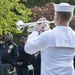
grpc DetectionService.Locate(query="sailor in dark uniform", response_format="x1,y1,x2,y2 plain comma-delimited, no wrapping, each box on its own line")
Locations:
0,33,18,75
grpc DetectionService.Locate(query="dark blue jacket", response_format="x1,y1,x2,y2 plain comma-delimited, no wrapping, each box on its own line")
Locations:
17,45,34,68
0,41,18,66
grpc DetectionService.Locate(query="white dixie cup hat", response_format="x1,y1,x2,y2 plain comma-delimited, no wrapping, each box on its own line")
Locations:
54,3,75,12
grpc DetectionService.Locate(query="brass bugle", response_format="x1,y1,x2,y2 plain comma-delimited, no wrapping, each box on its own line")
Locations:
16,20,55,32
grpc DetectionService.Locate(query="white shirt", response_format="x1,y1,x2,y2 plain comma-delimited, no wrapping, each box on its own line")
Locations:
25,26,75,75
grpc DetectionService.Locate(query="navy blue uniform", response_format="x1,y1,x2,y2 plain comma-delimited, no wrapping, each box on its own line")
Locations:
34,53,41,75
0,41,18,75
1,41,18,66
16,45,35,75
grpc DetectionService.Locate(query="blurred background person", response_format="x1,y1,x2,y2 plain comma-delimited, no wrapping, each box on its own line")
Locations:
0,33,18,75
33,51,41,75
0,35,5,75
16,36,34,75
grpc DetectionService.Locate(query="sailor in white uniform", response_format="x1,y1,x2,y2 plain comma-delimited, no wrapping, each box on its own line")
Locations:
25,3,75,75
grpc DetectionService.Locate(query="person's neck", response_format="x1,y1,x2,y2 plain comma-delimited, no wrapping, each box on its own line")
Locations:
21,42,25,46
56,21,69,27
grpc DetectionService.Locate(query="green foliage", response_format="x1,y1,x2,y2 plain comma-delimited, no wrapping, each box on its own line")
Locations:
0,0,32,45
19,0,51,7
0,0,75,45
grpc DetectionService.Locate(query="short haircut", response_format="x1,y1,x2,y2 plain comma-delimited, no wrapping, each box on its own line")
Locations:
57,12,73,22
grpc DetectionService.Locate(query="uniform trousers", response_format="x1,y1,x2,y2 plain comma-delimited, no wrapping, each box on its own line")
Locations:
16,66,34,75
1,64,17,75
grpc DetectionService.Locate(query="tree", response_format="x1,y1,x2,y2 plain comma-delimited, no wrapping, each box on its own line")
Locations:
0,0,32,44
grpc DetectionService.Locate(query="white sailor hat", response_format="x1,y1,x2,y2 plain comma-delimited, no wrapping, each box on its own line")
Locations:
54,3,75,12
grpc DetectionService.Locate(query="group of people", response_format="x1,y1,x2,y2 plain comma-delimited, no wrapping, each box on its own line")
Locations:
0,33,41,75
0,2,75,75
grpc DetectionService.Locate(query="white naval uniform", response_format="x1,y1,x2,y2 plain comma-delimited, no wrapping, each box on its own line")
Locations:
25,26,75,75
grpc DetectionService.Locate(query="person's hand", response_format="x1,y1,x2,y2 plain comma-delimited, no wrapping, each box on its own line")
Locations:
17,62,23,66
8,50,11,53
33,23,45,32
33,18,47,32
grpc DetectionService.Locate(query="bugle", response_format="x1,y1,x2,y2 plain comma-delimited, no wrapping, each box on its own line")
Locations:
16,19,55,32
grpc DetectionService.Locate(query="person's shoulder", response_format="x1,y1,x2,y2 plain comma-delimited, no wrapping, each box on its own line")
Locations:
42,29,53,37
69,27,75,35
18,45,22,48
0,42,4,46
72,30,75,38
12,42,17,47
38,30,53,41
0,42,4,44
18,45,20,47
